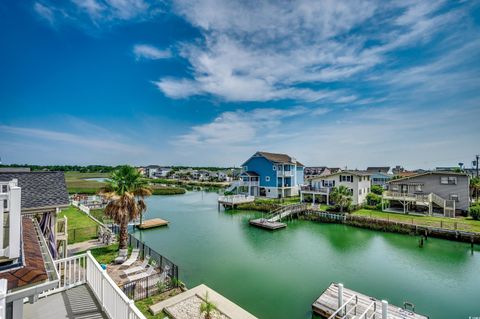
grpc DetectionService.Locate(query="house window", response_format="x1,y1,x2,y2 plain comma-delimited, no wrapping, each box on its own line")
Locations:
265,176,270,182
349,189,354,195
450,194,459,202
3,200,6,209
441,176,457,185
415,185,422,192
244,166,248,171
273,165,276,170
359,189,362,195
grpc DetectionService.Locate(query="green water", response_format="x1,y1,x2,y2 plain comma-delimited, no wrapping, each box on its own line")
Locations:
132,191,479,319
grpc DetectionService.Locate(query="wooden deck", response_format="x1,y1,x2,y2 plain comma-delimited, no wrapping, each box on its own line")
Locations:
249,219,287,230
137,218,169,229
312,283,428,319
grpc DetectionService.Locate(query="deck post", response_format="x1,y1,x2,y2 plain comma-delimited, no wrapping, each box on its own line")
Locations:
382,300,388,319
338,283,344,315
300,192,303,202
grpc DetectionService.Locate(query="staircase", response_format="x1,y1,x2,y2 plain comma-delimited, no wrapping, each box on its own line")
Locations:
430,193,456,217
226,181,241,192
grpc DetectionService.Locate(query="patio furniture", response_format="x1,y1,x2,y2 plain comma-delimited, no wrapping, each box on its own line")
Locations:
123,256,151,275
127,266,156,282
121,249,140,267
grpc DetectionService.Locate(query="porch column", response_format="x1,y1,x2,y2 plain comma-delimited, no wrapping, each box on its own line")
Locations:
300,192,303,202
313,193,316,205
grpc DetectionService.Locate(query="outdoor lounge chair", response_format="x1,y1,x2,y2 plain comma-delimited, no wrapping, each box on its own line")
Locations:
123,256,151,275
121,249,140,267
127,266,156,282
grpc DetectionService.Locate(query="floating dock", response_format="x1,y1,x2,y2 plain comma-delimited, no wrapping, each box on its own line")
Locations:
249,218,287,230
137,218,169,229
312,283,428,319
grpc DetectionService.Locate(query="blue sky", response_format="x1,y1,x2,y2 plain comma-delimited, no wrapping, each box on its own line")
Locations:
0,0,479,168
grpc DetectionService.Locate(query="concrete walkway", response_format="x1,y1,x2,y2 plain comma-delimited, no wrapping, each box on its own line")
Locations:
150,284,258,319
67,239,108,255
24,285,107,319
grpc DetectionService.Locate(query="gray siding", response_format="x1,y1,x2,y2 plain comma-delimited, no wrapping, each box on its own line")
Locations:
390,174,470,210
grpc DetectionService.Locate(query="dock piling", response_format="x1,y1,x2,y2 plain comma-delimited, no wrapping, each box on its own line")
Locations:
338,283,344,315
382,300,388,319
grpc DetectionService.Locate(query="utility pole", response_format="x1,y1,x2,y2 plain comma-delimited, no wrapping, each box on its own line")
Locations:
475,155,480,177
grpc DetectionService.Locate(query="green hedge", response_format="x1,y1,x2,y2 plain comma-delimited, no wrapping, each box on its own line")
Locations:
152,187,186,195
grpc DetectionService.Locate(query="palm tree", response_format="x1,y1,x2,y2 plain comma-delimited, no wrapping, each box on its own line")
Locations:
200,291,217,319
471,177,480,203
101,165,152,252
330,185,353,213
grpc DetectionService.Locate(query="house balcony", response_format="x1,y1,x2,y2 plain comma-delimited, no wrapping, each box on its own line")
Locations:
382,191,429,205
300,186,330,194
277,171,294,177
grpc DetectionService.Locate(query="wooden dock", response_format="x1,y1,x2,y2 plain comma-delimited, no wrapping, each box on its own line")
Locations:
312,283,428,319
249,219,287,230
137,218,169,229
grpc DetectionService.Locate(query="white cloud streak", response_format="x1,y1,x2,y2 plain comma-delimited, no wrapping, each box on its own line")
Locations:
133,44,171,60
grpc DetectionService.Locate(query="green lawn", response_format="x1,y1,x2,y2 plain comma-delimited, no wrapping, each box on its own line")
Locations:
59,206,99,243
352,209,480,233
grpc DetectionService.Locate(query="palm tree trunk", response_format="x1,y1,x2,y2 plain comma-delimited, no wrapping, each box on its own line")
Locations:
119,219,129,250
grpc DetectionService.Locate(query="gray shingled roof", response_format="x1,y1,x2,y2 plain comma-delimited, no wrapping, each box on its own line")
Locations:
0,172,69,210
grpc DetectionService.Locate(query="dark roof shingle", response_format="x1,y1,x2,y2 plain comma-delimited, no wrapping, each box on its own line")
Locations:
0,172,69,210
255,151,305,167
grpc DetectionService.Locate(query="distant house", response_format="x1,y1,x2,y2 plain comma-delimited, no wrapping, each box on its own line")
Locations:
304,167,331,179
152,167,172,178
366,167,391,187
234,151,304,198
144,165,162,178
301,170,371,206
383,171,470,216
0,171,69,318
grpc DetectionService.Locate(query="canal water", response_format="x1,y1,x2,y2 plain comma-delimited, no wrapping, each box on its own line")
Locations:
131,191,479,319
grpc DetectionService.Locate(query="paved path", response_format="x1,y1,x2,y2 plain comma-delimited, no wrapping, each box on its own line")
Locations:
68,239,108,255
24,285,107,319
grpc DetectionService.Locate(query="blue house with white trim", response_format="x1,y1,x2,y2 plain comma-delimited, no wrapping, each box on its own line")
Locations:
236,151,304,198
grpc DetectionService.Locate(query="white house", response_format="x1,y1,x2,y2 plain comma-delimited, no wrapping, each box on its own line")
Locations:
301,170,371,206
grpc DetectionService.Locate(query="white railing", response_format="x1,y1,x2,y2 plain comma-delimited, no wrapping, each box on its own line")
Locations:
86,251,146,319
42,252,146,319
218,195,255,204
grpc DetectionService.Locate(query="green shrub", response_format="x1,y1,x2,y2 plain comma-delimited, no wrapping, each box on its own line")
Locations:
371,185,384,195
470,206,480,220
366,193,381,206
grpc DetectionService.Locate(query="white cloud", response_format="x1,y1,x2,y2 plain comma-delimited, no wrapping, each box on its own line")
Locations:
153,0,465,102
173,103,480,168
34,2,55,24
133,44,171,60
0,125,144,154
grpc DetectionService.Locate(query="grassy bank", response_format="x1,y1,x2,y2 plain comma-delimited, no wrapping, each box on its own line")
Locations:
149,178,228,188
352,209,480,233
65,171,109,194
151,186,186,195
236,196,303,212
